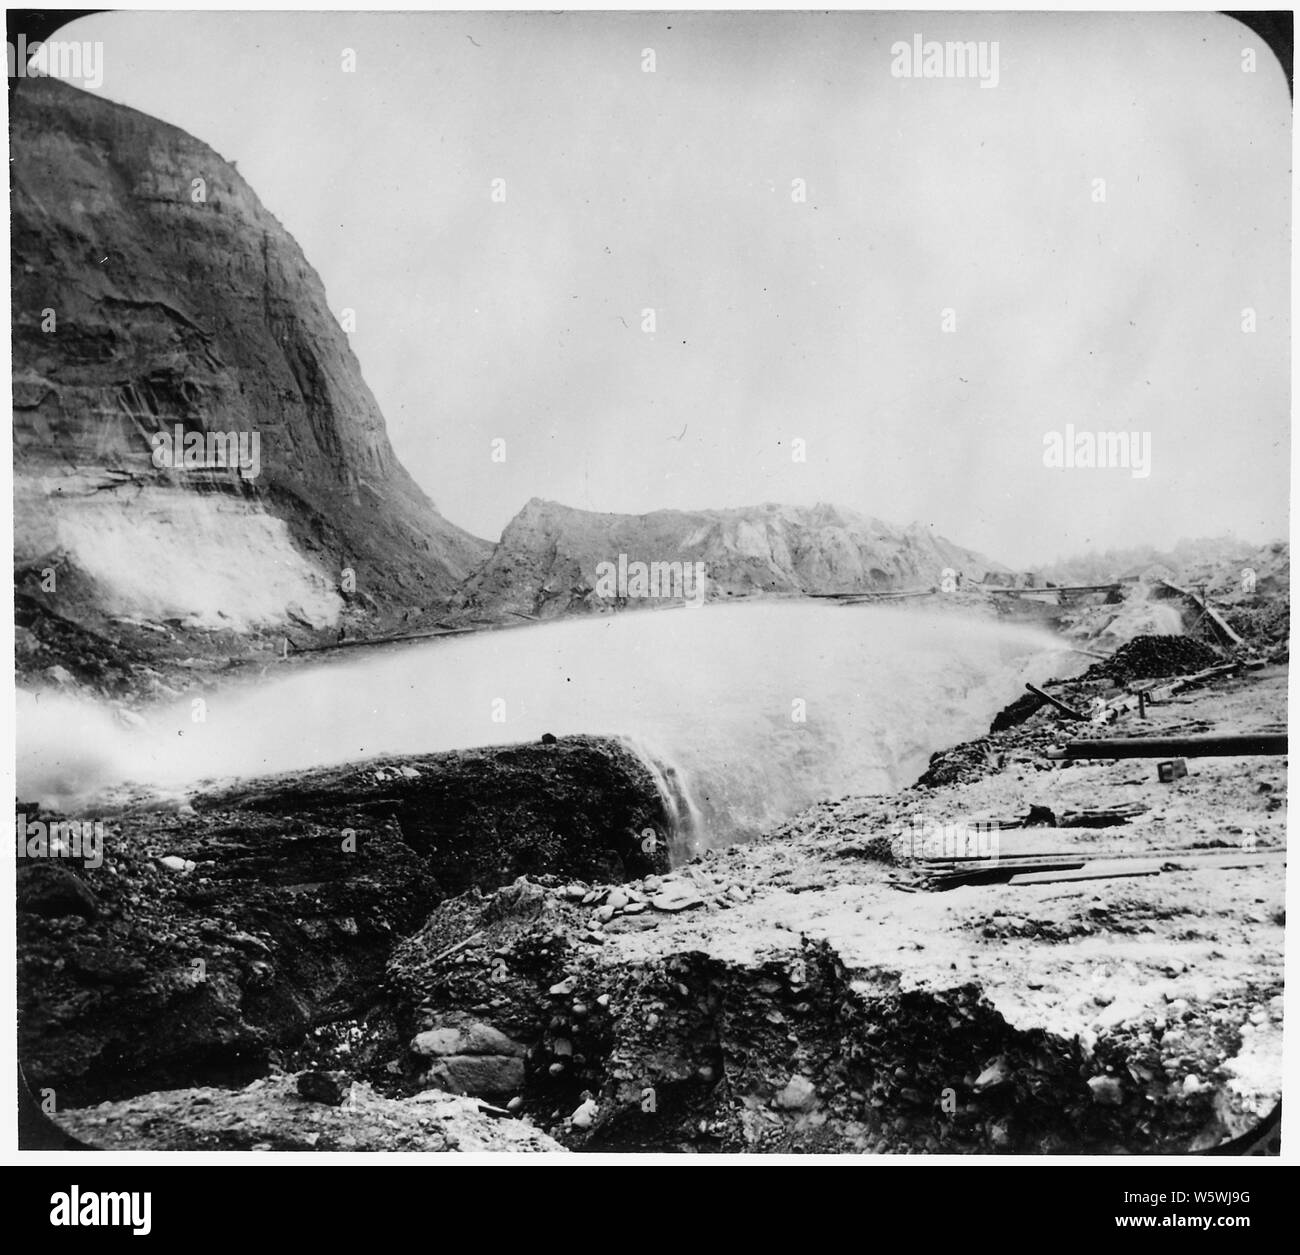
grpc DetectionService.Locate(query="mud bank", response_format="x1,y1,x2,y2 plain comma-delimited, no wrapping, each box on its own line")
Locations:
18,735,668,1107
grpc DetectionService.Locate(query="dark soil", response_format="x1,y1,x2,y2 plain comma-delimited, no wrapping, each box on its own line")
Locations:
17,736,669,1106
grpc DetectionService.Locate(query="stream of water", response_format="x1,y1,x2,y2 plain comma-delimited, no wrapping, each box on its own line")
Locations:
17,602,1078,850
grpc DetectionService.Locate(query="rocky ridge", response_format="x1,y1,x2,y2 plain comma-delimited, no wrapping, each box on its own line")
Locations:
454,498,1000,621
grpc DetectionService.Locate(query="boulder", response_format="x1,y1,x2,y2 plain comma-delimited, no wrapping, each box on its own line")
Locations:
16,864,99,921
774,1075,818,1112
424,1054,526,1097
296,1071,351,1106
411,1023,527,1059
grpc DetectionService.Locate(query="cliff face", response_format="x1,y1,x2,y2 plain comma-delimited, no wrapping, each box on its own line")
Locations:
11,78,488,665
455,498,998,620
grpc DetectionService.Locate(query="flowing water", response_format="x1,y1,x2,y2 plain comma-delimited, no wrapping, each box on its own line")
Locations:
17,602,1078,852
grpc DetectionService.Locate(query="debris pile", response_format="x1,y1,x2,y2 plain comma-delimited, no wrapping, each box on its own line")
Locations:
1224,599,1290,650
1083,635,1222,685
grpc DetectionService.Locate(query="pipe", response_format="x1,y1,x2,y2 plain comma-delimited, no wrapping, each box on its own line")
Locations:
1049,733,1287,759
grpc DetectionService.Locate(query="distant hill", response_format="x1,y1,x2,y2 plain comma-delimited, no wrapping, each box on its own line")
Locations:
453,498,1000,621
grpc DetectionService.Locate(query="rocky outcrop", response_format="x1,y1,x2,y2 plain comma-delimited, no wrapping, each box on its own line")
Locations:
454,498,999,621
11,76,489,684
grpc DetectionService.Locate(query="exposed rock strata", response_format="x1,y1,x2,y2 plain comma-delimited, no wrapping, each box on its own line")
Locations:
11,76,489,684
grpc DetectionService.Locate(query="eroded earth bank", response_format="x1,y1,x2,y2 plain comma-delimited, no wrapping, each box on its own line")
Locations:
22,641,1285,1154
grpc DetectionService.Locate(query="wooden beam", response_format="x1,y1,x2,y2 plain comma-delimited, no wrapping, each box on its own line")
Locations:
1150,662,1241,701
1025,682,1087,721
985,583,1120,595
1155,580,1245,647
1010,863,1163,885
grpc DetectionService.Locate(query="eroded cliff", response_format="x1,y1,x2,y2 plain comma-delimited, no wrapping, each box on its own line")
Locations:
11,76,489,689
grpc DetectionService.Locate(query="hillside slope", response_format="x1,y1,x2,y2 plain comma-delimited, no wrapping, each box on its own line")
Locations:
11,77,489,688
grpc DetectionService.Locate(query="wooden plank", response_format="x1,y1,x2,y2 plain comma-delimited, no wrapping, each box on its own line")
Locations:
925,861,1087,887
1158,851,1286,871
1010,863,1163,885
1010,850,1285,886
920,852,1088,864
924,848,1285,866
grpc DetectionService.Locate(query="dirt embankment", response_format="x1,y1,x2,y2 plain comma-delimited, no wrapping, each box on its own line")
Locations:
33,649,1286,1155
18,736,668,1108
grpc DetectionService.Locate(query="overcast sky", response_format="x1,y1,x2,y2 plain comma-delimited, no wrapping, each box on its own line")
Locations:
48,10,1291,567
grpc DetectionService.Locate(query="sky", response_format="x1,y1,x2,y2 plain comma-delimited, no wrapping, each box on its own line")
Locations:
36,10,1293,567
